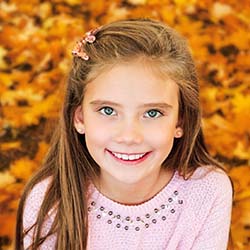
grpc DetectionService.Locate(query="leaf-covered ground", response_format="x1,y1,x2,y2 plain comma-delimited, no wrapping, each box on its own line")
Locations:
0,0,249,249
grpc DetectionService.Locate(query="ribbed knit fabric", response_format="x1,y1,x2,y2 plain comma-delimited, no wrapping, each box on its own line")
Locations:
23,166,233,250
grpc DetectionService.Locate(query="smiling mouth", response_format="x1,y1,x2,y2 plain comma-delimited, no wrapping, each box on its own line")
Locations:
107,150,151,163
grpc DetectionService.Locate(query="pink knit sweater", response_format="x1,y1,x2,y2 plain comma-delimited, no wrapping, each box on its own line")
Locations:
23,166,233,250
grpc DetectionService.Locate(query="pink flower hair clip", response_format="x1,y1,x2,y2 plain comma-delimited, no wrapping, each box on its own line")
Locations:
72,27,101,61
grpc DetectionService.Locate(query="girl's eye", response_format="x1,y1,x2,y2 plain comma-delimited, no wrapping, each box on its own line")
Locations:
144,109,163,118
99,107,116,116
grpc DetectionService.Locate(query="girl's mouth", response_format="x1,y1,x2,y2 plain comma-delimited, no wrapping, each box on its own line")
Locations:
106,149,151,165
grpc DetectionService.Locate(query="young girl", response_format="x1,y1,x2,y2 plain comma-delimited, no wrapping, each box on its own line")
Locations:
15,18,233,250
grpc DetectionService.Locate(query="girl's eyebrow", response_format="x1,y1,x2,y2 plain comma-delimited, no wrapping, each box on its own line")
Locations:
89,100,173,109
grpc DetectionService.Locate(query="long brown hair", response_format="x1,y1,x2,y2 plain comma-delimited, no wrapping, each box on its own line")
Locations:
15,18,224,250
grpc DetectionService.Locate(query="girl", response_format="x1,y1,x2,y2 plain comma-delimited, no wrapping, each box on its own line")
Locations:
15,18,233,250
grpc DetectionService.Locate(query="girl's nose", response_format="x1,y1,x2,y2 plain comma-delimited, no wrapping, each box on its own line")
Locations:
114,120,143,145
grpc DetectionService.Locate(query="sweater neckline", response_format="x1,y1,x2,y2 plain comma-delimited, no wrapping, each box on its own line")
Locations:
88,170,181,214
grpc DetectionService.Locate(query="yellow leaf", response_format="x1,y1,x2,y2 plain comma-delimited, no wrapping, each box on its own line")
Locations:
34,142,49,162
212,2,233,20
0,172,16,189
229,166,250,196
38,2,52,19
174,0,197,7
0,72,12,87
10,158,37,180
233,141,250,160
0,46,8,69
127,0,147,5
0,141,21,151
232,94,250,133
64,0,86,5
0,87,43,106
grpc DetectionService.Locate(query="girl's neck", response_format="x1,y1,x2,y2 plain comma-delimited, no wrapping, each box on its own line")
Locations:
94,168,175,206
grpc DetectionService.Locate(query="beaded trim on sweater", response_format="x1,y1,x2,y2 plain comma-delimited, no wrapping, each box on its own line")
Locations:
88,189,183,231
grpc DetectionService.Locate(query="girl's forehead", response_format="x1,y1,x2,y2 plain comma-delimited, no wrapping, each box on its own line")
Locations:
87,59,178,89
86,57,176,84
84,61,179,107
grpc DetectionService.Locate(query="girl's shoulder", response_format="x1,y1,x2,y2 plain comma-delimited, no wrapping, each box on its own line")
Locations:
177,165,232,192
23,177,53,230
188,165,232,189
22,177,57,249
24,177,52,207
179,165,233,210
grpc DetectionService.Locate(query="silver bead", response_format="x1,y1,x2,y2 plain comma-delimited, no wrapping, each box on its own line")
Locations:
168,197,173,202
161,204,165,209
107,219,112,224
135,227,140,231
174,190,178,195
91,201,96,206
152,219,157,224
154,208,159,213
145,213,150,218
108,211,113,216
116,223,121,228
125,216,130,221
124,226,129,230
171,209,175,213
100,206,105,211
178,200,183,204
145,223,149,228
162,216,166,221
97,214,101,219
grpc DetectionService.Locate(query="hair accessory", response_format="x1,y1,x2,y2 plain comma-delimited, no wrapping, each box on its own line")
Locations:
72,27,100,61
72,41,89,60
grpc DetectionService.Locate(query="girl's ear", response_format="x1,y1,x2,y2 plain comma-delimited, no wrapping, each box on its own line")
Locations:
74,105,85,134
174,127,183,138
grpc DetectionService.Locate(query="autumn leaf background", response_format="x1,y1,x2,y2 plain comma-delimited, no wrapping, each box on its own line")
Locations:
0,0,249,249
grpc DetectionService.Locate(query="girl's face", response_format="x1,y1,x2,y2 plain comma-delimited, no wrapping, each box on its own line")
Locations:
74,60,183,188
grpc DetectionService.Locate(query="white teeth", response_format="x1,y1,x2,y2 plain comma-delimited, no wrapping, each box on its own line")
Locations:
112,152,146,161
123,154,129,160
128,155,136,160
